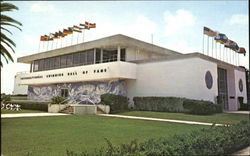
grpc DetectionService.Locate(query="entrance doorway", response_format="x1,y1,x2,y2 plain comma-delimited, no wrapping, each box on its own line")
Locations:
217,68,228,110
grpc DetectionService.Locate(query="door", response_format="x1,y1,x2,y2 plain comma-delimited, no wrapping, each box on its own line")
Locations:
217,68,228,110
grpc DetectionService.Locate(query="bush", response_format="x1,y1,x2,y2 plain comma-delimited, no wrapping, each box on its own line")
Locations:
101,94,128,113
1,94,11,104
133,96,186,113
66,120,250,156
10,100,48,111
183,99,222,115
50,96,68,104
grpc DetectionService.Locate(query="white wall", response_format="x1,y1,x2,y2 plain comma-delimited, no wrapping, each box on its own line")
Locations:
19,61,136,85
234,69,247,104
127,57,218,104
13,72,28,95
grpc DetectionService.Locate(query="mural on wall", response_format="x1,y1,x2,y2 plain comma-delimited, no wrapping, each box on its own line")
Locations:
28,80,127,104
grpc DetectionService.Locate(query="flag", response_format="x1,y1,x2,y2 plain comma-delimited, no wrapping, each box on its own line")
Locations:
84,21,96,29
203,27,217,37
74,25,84,30
80,23,85,27
214,33,228,44
58,31,67,37
40,35,46,41
237,47,246,56
52,32,60,39
63,28,73,35
224,40,239,52
71,26,82,33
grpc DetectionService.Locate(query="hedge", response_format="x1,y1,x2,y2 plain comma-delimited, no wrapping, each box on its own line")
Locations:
183,99,222,115
133,96,185,113
66,120,250,156
10,100,48,111
101,94,128,113
133,96,222,115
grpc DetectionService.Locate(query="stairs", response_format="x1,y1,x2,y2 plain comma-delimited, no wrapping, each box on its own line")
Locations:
96,106,105,114
59,106,73,114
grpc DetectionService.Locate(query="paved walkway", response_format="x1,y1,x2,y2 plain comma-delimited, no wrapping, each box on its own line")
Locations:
231,146,250,155
225,111,249,115
1,113,70,118
98,114,224,126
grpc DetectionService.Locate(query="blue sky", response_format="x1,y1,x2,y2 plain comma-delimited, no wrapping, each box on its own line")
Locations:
1,1,249,94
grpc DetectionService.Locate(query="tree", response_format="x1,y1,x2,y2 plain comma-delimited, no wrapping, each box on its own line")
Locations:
0,0,22,67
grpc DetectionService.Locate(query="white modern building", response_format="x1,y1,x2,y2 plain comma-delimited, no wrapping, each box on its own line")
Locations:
14,34,248,111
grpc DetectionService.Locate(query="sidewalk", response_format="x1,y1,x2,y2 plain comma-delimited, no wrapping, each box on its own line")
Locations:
231,146,250,155
98,114,224,126
1,113,70,118
225,111,249,115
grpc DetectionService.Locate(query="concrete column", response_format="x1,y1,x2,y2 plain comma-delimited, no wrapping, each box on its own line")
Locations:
100,48,103,63
93,48,96,64
30,62,33,73
117,45,121,61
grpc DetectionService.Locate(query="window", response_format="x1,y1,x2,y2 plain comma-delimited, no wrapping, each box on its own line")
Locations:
61,89,68,97
87,50,94,64
66,54,73,67
49,57,55,69
38,59,44,71
33,61,39,72
80,52,87,65
103,50,117,62
54,57,60,69
60,55,67,67
95,48,101,64
121,48,126,61
73,52,80,65
44,58,50,70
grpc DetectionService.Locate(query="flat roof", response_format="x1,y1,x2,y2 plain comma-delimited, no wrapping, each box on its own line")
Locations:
17,34,181,63
130,52,246,72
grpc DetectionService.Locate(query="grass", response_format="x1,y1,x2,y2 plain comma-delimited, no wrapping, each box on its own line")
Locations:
119,111,249,124
1,109,46,114
1,115,205,156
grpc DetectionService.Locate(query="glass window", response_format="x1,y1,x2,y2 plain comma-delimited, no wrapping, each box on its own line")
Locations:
80,52,87,65
38,59,44,71
103,50,117,62
87,50,94,64
61,89,68,97
66,54,73,67
60,55,67,67
44,59,50,70
95,48,101,64
121,48,126,61
54,56,60,69
33,60,39,72
49,57,55,70
73,52,80,65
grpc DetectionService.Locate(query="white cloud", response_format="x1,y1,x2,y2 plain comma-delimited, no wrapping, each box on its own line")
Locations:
30,3,55,12
229,14,248,25
164,9,196,36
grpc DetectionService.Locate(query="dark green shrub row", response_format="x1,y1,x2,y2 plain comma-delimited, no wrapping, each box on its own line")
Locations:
183,99,222,115
239,103,249,111
101,93,128,113
1,94,11,104
10,100,48,111
66,120,250,156
50,96,68,104
133,96,185,113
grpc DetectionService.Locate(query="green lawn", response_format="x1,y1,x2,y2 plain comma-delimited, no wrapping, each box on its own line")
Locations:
1,115,205,156
1,109,46,114
119,111,249,124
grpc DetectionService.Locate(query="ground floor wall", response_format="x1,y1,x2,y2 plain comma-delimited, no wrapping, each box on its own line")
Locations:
28,80,127,104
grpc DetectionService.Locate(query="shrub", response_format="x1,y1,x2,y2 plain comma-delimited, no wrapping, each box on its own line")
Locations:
10,100,48,111
1,94,11,104
66,120,250,156
133,96,185,113
101,94,128,113
50,96,68,104
183,99,222,115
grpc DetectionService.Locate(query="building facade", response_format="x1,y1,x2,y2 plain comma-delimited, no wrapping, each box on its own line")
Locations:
15,34,248,110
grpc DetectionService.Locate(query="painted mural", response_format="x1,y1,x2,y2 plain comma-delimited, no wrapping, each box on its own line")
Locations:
28,80,127,104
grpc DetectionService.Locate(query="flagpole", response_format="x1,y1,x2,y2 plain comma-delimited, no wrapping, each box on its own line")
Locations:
223,46,225,62
77,32,79,44
38,40,41,52
215,42,217,59
211,38,213,57
238,53,240,66
47,41,49,51
83,29,85,43
202,34,204,54
71,33,73,45
207,36,209,55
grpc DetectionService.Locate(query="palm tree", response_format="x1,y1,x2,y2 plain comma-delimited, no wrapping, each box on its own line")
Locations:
0,0,22,67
